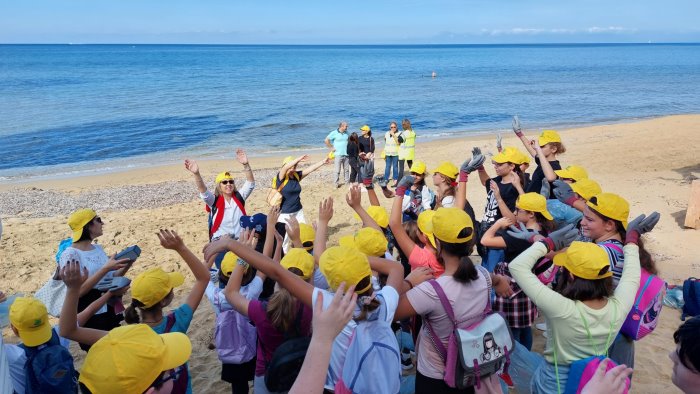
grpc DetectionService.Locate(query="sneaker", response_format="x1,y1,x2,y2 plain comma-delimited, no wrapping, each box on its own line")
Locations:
499,372,514,388
401,355,414,370
535,322,547,331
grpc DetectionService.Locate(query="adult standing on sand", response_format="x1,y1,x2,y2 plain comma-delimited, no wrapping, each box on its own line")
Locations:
184,148,255,243
383,121,400,185
325,121,350,188
397,118,416,183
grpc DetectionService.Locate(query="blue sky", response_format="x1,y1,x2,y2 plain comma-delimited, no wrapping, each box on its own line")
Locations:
1,0,698,44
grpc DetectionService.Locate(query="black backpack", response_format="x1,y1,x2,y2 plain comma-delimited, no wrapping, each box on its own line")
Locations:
262,303,310,392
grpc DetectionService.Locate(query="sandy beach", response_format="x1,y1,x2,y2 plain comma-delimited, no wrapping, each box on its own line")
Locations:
2,114,699,393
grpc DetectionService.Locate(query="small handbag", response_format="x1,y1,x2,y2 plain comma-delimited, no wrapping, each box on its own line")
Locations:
267,177,289,207
34,267,67,318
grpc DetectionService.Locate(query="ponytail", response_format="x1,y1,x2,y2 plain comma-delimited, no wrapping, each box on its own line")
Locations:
124,299,145,324
354,276,380,322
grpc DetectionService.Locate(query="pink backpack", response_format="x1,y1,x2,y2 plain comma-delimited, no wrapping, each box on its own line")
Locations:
603,243,667,340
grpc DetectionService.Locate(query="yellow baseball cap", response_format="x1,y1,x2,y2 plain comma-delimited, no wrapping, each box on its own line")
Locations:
340,227,387,257
282,156,295,166
299,223,315,250
514,149,531,165
516,193,553,220
79,324,192,394
215,171,234,184
433,162,458,179
432,207,474,244
68,208,97,242
9,297,52,347
409,160,428,175
570,178,602,201
220,252,239,277
417,210,436,248
555,165,588,181
339,234,355,248
360,125,371,132
492,146,523,164
553,242,613,280
586,193,630,229
319,246,372,293
538,130,562,146
132,268,185,308
353,205,389,228
281,248,315,280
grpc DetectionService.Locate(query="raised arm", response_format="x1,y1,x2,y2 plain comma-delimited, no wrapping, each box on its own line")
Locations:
59,261,108,345
313,197,333,264
457,148,486,210
204,238,315,307
512,116,537,157
490,180,517,222
236,148,255,183
480,218,510,248
278,155,308,180
389,176,418,256
223,263,251,317
532,142,557,182
301,157,331,179
346,185,382,231
263,206,281,258
158,230,210,313
184,159,208,194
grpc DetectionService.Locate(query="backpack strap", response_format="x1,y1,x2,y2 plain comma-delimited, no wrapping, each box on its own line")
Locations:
231,191,247,216
601,241,623,254
165,313,177,333
476,265,493,313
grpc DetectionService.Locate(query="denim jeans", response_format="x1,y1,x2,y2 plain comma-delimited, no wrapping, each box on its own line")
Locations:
511,326,533,350
384,155,399,181
509,341,570,394
334,155,349,185
397,159,413,181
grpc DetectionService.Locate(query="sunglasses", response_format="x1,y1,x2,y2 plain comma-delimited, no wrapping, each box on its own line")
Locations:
220,180,234,185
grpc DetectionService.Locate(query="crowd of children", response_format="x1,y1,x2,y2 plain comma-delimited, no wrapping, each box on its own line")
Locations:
1,119,699,394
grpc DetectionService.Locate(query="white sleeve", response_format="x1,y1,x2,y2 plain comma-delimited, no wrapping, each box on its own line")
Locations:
58,248,81,269
245,276,264,301
199,190,216,207
313,268,330,291
401,191,411,211
239,180,255,200
378,286,400,322
421,187,434,210
441,195,455,208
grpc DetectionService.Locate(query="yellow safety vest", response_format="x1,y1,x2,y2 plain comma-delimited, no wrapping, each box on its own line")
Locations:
384,131,399,156
398,129,416,160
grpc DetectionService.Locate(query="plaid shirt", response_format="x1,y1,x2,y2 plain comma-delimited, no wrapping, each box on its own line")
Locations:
493,261,538,328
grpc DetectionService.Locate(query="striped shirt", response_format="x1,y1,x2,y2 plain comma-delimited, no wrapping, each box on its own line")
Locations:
599,239,625,286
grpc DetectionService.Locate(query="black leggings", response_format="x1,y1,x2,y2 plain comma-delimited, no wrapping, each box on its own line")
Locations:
415,371,474,394
398,159,413,181
349,157,360,183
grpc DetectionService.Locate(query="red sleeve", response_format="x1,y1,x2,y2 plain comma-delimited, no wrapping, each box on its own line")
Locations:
247,300,264,325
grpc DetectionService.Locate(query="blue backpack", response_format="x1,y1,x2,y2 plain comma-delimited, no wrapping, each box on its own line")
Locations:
682,277,700,321
19,330,77,394
334,293,402,394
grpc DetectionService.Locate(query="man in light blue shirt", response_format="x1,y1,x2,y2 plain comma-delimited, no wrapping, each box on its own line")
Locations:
325,121,350,187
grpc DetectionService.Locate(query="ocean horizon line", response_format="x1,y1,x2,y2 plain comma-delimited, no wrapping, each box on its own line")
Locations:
2,42,700,47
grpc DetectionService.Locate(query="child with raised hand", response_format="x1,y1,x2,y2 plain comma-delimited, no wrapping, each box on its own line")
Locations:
511,116,566,197
121,229,210,394
505,211,659,393
393,207,513,394
58,261,192,394
481,192,556,350
345,184,397,257
204,197,419,393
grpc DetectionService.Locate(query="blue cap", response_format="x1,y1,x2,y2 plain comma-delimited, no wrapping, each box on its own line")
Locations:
240,213,267,234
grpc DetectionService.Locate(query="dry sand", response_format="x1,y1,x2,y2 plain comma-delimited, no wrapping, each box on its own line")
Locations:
2,114,699,393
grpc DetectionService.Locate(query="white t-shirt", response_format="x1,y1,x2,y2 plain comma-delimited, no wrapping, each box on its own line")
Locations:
205,273,263,316
312,285,399,390
0,335,13,394
441,195,455,208
200,181,255,240
5,327,70,394
59,245,111,315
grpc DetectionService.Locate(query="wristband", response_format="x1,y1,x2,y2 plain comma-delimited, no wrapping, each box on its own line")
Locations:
459,170,469,183
540,238,555,252
478,165,486,173
564,195,580,207
403,279,414,290
625,230,640,245
514,130,524,137
395,186,408,196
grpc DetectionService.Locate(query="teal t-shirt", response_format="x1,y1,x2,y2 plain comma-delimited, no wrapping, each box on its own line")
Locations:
326,129,349,155
151,304,194,394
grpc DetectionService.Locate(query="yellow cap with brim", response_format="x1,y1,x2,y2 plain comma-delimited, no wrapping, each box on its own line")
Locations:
514,149,531,165
409,160,428,175
360,125,371,132
9,297,52,347
319,246,372,293
299,223,315,250
570,178,602,201
68,208,97,242
281,248,315,280
516,193,554,220
553,242,613,280
433,162,458,179
432,207,474,244
282,156,295,166
492,146,523,164
220,252,239,277
215,171,234,184
131,268,185,309
340,227,387,257
586,193,630,229
79,324,192,394
555,165,588,181
353,206,389,228
538,130,562,146
417,210,436,248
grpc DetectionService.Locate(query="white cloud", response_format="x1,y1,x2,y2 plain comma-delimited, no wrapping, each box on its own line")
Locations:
479,26,636,36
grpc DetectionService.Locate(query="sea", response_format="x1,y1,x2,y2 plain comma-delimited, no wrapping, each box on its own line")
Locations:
1,43,699,181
